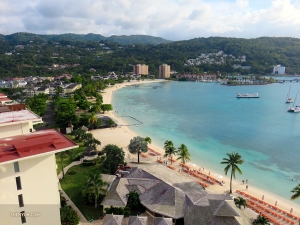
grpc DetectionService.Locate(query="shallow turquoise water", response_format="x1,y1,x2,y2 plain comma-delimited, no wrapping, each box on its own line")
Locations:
112,80,300,203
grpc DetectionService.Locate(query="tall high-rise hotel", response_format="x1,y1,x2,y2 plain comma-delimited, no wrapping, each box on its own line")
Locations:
133,64,148,75
159,64,170,78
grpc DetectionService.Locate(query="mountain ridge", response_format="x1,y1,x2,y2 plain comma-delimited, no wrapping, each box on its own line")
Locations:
1,32,172,45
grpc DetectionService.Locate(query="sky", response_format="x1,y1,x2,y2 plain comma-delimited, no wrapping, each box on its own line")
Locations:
0,0,300,41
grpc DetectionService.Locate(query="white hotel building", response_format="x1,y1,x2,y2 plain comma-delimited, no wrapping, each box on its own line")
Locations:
0,108,78,225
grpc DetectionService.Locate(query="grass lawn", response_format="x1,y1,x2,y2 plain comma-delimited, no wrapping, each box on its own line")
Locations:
60,164,104,221
56,136,85,175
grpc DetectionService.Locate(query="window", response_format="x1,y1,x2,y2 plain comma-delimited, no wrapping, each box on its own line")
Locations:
16,177,22,190
29,129,32,132
14,162,20,173
18,194,24,207
20,211,26,224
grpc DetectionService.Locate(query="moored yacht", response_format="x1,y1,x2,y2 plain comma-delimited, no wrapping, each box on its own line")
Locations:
286,86,293,103
288,89,300,112
237,93,259,98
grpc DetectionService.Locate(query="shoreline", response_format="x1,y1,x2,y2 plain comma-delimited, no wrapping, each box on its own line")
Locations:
91,79,300,217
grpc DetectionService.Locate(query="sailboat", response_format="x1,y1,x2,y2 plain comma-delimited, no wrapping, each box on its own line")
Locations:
286,86,293,103
287,90,300,112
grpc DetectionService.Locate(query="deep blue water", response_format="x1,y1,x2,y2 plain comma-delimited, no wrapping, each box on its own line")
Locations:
112,80,300,203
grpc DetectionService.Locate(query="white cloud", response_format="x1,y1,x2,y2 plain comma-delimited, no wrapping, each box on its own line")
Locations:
0,0,300,40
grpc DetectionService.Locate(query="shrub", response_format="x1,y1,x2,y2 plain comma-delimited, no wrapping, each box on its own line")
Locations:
60,206,80,225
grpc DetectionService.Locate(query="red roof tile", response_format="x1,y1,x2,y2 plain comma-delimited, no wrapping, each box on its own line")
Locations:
0,93,7,97
0,129,78,164
0,97,11,101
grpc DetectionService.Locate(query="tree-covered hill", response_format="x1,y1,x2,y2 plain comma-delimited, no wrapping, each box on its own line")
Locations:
1,35,300,78
2,32,171,45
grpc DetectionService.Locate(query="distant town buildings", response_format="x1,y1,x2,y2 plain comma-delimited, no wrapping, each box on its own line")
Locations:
273,65,285,74
185,51,248,68
176,73,217,81
133,64,149,75
159,64,170,78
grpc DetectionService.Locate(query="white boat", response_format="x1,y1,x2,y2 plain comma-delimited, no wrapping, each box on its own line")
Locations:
237,93,259,98
286,86,293,103
288,90,300,112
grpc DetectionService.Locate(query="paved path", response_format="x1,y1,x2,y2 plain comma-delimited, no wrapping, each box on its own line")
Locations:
58,161,89,224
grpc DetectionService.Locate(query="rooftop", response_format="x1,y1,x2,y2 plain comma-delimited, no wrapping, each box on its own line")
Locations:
0,109,41,125
0,97,11,101
0,129,78,165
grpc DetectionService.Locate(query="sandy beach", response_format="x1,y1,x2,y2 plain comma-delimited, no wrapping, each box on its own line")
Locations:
90,79,300,219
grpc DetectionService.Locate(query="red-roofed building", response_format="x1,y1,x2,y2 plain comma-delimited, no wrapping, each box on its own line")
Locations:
0,109,43,138
0,129,78,225
0,92,13,105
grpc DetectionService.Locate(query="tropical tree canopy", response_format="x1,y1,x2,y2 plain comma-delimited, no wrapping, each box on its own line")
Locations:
100,144,125,174
220,151,244,194
176,144,191,164
126,191,143,210
144,136,152,144
234,197,247,209
252,215,270,225
291,183,300,200
128,136,148,163
101,104,113,113
163,140,176,165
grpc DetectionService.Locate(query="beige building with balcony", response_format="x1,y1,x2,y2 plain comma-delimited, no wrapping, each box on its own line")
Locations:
0,129,78,225
134,64,148,75
159,64,170,78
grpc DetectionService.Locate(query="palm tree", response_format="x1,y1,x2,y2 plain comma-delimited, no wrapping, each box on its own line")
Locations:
290,184,300,200
252,215,270,225
55,86,63,96
144,136,152,144
83,173,108,208
88,113,98,130
176,144,191,164
220,152,244,194
57,150,73,179
163,140,176,165
234,197,247,209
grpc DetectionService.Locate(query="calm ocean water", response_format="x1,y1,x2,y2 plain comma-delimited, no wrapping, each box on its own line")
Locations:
112,79,300,203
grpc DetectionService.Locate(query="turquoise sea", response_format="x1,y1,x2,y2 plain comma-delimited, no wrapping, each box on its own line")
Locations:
112,79,300,204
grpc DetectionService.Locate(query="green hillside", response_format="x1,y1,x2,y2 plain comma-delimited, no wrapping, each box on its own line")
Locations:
2,32,171,45
1,34,300,78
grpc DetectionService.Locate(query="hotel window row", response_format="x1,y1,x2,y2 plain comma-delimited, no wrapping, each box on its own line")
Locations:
14,162,26,223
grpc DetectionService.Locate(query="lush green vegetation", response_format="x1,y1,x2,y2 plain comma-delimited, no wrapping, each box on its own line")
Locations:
25,93,48,116
100,144,125,174
1,32,171,45
55,139,86,175
1,34,300,78
60,164,103,221
60,205,80,225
